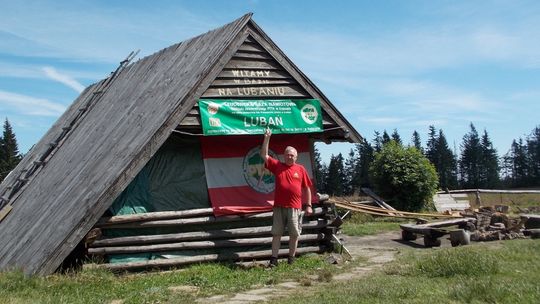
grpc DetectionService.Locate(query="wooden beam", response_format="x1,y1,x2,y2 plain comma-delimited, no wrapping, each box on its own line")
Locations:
90,219,329,247
97,208,213,225
87,245,326,272
97,207,327,229
88,233,324,255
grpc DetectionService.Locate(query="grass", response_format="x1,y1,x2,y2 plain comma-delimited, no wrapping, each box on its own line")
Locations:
0,254,355,304
340,212,405,236
268,239,540,304
471,192,540,213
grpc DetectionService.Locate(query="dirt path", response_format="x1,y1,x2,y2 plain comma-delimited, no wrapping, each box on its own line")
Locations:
195,231,428,304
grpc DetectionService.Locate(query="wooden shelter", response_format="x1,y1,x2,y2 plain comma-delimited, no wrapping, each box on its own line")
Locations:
0,13,361,275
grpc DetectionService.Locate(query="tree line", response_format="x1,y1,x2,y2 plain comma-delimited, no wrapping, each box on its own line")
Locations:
0,119,22,182
315,123,540,196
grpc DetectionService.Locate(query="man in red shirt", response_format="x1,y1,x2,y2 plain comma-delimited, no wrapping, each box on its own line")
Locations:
260,128,313,266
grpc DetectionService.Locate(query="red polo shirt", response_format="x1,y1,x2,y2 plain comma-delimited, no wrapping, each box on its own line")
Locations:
265,156,312,209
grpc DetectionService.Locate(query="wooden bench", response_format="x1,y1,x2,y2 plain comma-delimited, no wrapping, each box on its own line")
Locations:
400,218,477,247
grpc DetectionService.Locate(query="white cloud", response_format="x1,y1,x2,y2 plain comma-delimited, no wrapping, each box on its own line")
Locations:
0,90,66,116
273,11,540,77
42,66,85,93
0,62,105,81
0,2,213,63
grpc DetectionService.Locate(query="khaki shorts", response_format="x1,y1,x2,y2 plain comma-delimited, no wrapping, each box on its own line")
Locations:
271,207,304,237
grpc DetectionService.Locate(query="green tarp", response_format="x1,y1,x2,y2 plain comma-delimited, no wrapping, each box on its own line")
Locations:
109,136,209,215
105,136,210,262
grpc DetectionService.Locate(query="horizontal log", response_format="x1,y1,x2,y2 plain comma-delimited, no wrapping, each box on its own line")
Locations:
438,189,540,194
98,208,213,225
90,219,329,247
87,246,327,272
97,207,327,229
89,233,325,255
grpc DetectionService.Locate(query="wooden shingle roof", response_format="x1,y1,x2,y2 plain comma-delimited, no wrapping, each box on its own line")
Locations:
0,13,361,275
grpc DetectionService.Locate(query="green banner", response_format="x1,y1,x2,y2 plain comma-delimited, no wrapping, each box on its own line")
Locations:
198,99,323,136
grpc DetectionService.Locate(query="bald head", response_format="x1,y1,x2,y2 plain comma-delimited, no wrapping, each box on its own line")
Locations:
283,146,298,166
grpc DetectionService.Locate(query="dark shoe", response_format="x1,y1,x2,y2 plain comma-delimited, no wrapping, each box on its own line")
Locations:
287,256,296,265
269,256,278,267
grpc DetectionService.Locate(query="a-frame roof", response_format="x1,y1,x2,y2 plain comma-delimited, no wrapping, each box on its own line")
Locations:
0,13,361,275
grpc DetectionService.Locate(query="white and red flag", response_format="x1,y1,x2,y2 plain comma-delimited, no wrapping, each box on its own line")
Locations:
200,134,317,216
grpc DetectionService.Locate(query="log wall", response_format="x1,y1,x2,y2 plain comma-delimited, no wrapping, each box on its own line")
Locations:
86,203,337,272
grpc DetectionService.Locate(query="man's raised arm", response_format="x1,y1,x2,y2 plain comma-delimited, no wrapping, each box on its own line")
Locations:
260,127,272,161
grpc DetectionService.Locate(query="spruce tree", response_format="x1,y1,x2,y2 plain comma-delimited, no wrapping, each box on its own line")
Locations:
312,147,326,194
391,129,402,145
355,139,374,188
436,130,458,190
0,135,5,179
459,123,482,188
480,129,500,188
343,149,356,195
425,125,437,164
0,119,22,181
324,153,345,196
411,130,423,153
526,126,540,185
373,131,383,152
382,130,391,145
508,138,529,187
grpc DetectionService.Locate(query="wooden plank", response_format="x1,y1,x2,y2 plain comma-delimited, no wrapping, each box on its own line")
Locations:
237,42,266,53
331,200,458,219
244,36,256,43
439,189,540,194
224,59,282,70
233,51,274,60
179,116,201,126
201,85,309,98
210,78,297,87
0,204,13,222
361,188,397,211
217,69,291,79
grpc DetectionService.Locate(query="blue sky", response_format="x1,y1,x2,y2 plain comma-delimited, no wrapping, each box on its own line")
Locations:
1,0,539,164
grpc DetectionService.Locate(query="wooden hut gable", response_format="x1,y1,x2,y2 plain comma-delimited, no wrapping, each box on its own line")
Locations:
180,24,361,143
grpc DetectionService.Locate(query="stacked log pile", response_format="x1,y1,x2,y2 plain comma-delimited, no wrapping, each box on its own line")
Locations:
85,203,337,271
